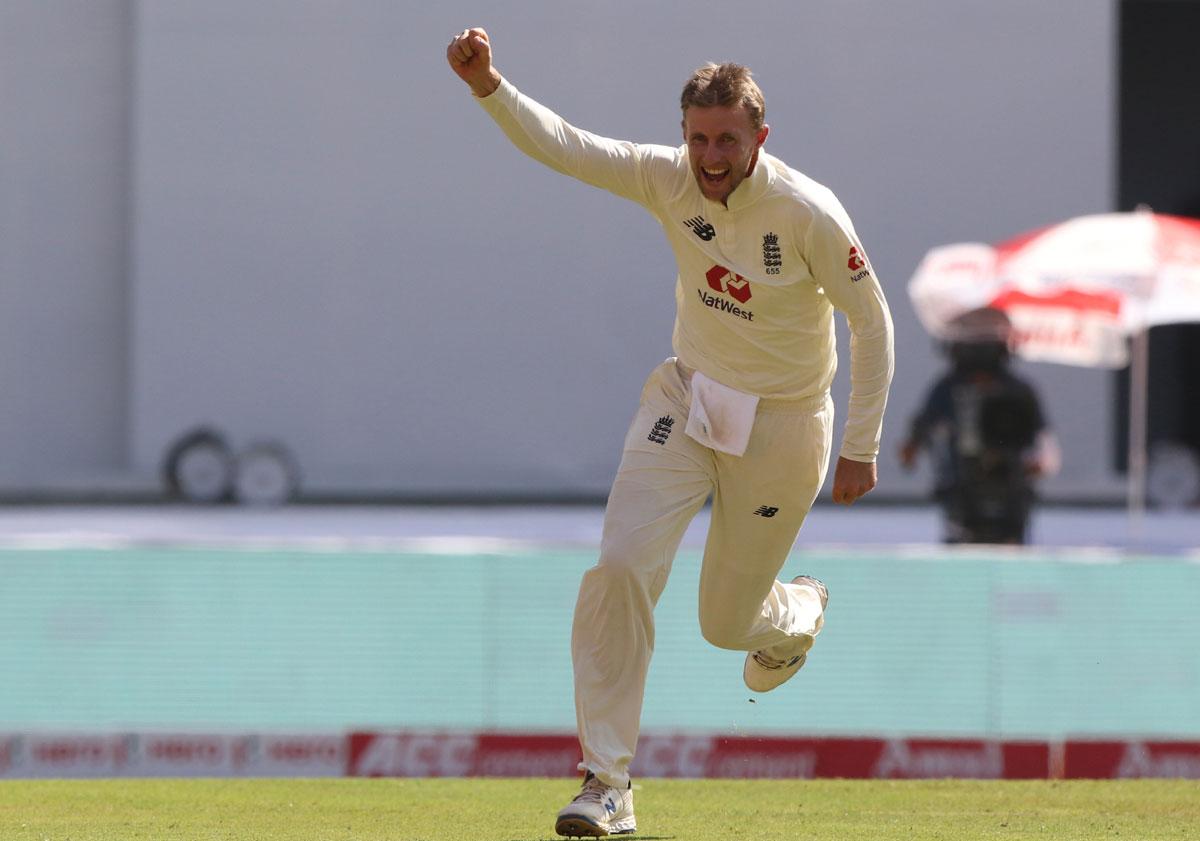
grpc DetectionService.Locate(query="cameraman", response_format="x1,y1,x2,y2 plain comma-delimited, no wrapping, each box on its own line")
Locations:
900,308,1060,544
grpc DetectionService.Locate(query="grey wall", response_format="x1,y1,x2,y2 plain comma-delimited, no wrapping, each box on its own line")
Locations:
4,1,1120,500
0,1,132,489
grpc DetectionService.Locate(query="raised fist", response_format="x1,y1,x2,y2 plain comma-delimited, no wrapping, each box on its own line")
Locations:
447,27,500,98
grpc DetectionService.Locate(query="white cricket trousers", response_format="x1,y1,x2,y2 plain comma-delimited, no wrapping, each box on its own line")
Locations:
574,358,833,787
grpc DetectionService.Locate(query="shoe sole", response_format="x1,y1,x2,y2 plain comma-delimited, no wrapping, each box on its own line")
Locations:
555,815,637,837
744,645,810,692
744,577,826,692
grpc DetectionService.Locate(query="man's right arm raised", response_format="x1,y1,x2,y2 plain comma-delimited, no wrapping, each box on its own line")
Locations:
446,27,655,205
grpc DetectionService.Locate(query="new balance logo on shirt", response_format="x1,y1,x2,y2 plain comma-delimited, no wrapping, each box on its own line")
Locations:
684,216,716,241
754,506,780,518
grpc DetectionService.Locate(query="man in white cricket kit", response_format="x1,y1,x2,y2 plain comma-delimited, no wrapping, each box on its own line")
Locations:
448,28,894,838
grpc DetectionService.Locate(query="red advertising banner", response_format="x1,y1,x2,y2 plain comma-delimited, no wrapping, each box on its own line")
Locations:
345,732,582,777
474,733,582,777
1063,740,1200,779
633,735,1050,780
5,731,1199,780
346,732,1052,780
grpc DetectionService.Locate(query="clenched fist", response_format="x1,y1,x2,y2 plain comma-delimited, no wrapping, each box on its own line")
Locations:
831,456,877,505
447,27,501,98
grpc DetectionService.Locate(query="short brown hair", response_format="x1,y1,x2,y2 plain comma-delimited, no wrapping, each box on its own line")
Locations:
680,62,765,130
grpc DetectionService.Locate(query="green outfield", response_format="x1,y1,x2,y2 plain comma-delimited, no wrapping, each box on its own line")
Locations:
1,777,1198,841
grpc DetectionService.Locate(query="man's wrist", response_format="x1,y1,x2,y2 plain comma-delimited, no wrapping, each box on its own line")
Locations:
470,70,502,98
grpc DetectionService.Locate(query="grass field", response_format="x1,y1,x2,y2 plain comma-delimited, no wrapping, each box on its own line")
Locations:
2,777,1198,840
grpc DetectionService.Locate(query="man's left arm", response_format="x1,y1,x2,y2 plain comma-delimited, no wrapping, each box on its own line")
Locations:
804,200,895,505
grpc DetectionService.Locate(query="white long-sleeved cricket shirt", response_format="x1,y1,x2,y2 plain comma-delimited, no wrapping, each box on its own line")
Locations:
477,77,894,462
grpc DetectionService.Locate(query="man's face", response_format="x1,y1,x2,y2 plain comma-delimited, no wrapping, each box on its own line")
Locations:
683,104,769,205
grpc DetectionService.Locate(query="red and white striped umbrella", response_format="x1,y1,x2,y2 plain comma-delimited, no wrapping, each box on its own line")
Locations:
908,210,1200,368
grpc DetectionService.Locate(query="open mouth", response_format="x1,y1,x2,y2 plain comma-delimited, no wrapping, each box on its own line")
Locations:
701,166,729,185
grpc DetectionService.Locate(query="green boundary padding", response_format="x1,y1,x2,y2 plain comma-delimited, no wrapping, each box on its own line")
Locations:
2,546,1197,738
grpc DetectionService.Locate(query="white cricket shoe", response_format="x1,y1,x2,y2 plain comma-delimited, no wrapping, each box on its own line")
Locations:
554,771,637,837
743,575,829,693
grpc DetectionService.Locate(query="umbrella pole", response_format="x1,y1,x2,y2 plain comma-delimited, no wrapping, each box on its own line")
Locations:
1128,326,1150,534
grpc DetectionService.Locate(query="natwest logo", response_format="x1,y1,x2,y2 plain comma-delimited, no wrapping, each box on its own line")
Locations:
848,247,870,282
706,265,751,303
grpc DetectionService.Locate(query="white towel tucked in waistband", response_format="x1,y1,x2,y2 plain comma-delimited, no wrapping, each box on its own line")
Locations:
685,371,759,457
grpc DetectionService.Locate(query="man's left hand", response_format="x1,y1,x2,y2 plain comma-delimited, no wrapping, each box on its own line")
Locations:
831,456,876,505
